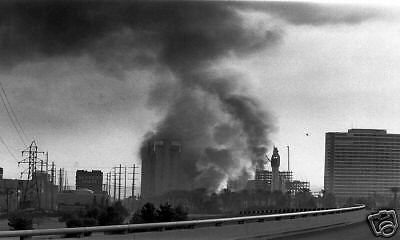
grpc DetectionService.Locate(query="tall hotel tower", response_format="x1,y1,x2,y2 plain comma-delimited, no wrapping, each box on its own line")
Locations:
325,129,400,199
141,140,182,198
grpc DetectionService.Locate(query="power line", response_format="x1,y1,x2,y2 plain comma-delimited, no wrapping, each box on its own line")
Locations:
0,82,26,146
0,134,18,162
0,81,28,142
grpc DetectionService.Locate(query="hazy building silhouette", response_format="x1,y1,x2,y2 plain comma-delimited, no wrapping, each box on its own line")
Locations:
141,140,182,198
254,169,292,186
248,146,310,195
288,180,311,194
76,170,103,193
251,169,309,195
271,147,281,192
325,129,400,199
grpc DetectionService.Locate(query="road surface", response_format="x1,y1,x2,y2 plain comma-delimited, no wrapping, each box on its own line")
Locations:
35,221,397,240
273,221,399,240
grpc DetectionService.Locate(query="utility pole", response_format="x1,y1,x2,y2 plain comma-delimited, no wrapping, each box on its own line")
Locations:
287,145,290,172
50,162,54,184
118,164,122,201
113,167,116,201
108,173,110,193
52,163,56,184
59,168,63,192
130,164,139,199
44,153,48,210
108,172,111,196
51,162,55,210
105,172,108,195
64,169,68,191
46,153,49,176
105,172,111,194
124,166,127,199
105,173,108,194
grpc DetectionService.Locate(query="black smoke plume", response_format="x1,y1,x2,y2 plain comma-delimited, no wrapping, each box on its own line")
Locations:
0,1,378,192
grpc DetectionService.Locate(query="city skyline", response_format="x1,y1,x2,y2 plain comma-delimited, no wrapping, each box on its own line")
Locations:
0,1,399,191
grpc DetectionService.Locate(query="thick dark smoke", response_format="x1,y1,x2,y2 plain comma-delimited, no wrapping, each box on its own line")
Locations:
0,1,379,192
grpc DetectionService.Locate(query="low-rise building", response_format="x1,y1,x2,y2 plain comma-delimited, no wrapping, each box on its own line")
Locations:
76,170,103,193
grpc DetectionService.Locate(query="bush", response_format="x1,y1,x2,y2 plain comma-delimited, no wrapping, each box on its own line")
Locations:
58,212,75,222
98,206,124,226
63,201,128,236
130,202,188,224
65,218,83,238
82,217,97,227
8,213,33,230
113,201,129,219
65,217,97,237
66,218,82,228
173,205,188,221
82,218,96,236
157,203,175,222
130,211,144,224
140,202,158,223
97,202,128,234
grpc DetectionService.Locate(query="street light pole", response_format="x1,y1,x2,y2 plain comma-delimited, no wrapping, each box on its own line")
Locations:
287,145,290,172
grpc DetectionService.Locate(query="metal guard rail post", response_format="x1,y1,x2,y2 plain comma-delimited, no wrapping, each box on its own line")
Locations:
0,205,365,239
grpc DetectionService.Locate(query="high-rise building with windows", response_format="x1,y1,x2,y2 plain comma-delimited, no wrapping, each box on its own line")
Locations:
324,129,400,199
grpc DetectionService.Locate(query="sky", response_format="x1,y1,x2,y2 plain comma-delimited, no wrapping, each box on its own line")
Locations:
0,1,399,192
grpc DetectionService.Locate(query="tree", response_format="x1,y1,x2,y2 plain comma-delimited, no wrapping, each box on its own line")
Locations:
321,190,336,208
157,203,175,222
140,202,158,223
130,202,188,224
98,206,124,226
173,205,188,221
294,188,316,209
113,201,129,219
65,218,83,238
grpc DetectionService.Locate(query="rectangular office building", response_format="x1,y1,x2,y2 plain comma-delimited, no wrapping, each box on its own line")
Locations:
76,170,103,193
325,129,400,199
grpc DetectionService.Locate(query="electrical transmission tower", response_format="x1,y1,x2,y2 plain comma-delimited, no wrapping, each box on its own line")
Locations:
18,140,45,209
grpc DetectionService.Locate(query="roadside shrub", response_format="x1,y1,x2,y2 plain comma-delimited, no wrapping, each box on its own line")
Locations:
65,217,83,238
66,218,83,228
63,201,128,235
58,212,75,222
130,202,188,224
8,212,33,230
82,218,96,236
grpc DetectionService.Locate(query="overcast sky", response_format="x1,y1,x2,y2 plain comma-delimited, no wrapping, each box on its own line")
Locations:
0,1,399,191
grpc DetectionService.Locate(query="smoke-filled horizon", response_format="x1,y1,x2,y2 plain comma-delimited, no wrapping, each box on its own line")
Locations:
0,1,388,190
134,2,280,191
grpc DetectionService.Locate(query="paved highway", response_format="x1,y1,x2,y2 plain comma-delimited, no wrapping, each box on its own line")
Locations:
44,222,397,240
274,221,400,240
